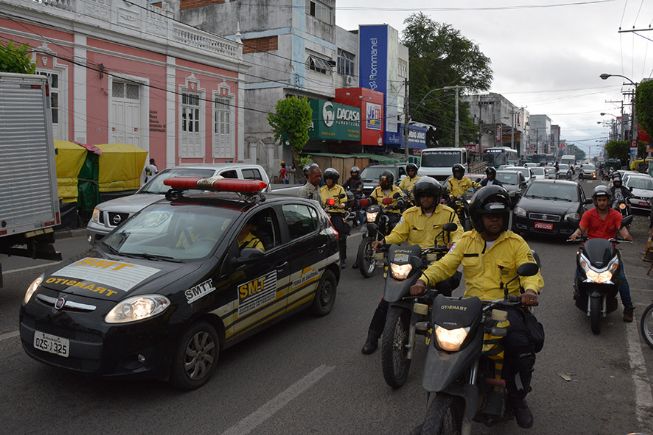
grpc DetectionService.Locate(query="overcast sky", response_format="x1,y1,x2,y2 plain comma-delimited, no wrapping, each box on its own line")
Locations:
336,0,652,157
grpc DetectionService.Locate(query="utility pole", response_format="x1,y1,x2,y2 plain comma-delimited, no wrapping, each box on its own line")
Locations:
605,99,624,140
454,86,459,148
403,78,410,162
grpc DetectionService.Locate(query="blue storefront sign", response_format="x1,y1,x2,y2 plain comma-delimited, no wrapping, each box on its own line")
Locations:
359,25,388,95
386,123,428,149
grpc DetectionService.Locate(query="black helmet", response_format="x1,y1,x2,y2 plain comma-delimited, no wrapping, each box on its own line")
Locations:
323,167,340,182
379,171,394,188
485,167,497,176
350,166,360,175
592,185,611,204
413,177,442,204
406,163,418,173
468,185,511,232
452,164,465,179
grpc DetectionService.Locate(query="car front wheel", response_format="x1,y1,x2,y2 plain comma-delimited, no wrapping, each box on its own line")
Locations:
170,321,220,390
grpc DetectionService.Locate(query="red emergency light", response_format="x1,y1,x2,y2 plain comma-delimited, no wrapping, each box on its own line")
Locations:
164,177,268,193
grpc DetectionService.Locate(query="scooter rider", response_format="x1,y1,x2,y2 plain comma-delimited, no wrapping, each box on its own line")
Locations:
445,163,481,198
409,185,544,429
369,171,406,227
343,166,363,193
320,168,350,269
481,166,503,187
398,163,421,193
609,174,632,204
361,178,464,355
568,185,635,321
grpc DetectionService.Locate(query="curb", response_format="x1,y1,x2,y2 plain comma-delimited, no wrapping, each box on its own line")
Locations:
55,228,87,240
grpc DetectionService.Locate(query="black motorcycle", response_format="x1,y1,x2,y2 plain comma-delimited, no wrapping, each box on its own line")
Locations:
415,262,540,434
613,198,631,220
446,195,472,231
356,194,405,278
567,215,632,334
379,223,460,388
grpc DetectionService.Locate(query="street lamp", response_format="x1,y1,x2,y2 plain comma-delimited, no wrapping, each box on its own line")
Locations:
411,85,462,148
600,73,638,159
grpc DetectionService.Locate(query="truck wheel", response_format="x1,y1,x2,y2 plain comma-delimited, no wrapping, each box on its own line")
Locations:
170,321,220,390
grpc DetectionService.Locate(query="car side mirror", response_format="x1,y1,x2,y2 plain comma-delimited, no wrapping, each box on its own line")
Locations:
517,262,539,277
442,223,458,232
583,198,593,205
232,248,264,266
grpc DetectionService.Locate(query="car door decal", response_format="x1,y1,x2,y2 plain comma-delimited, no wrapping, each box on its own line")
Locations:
237,270,278,316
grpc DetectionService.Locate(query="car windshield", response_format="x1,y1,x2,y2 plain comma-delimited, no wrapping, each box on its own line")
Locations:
507,167,529,178
558,164,569,170
421,151,463,167
361,167,396,180
140,168,216,194
496,171,519,185
524,182,578,202
628,177,653,190
102,203,238,260
531,167,545,175
582,164,595,170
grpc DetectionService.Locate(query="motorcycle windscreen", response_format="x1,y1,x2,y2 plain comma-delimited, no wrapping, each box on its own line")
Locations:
582,238,614,268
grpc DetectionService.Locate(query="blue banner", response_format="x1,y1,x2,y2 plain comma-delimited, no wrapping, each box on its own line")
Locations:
386,124,428,149
359,25,388,96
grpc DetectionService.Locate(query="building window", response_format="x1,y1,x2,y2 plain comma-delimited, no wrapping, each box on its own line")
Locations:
213,96,233,158
306,54,331,75
306,0,333,24
242,36,278,54
398,59,408,78
181,91,203,157
37,71,61,130
337,49,355,76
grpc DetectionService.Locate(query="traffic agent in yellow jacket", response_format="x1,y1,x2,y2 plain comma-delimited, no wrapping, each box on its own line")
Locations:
445,176,481,198
369,185,405,214
320,184,347,214
385,204,463,249
398,175,421,193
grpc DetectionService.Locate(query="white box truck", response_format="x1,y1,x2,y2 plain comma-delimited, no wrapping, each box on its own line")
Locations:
0,73,61,286
417,147,468,181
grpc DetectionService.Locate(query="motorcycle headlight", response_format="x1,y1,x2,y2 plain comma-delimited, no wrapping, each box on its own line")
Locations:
564,212,580,221
105,295,170,324
91,208,101,223
435,326,470,352
619,203,626,210
585,270,613,283
366,211,379,223
24,274,44,304
390,263,412,280
514,206,527,217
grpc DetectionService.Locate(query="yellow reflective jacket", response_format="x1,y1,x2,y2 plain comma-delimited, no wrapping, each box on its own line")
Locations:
239,232,264,252
419,230,543,300
385,205,463,249
319,184,347,214
445,177,480,198
399,175,421,193
370,185,405,214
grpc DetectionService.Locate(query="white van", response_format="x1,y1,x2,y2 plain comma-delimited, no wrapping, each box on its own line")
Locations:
417,147,468,181
87,164,270,243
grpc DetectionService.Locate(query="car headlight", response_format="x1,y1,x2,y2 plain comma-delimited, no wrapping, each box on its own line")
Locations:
24,274,44,304
366,211,378,223
564,212,580,221
435,326,470,352
390,263,412,280
105,295,170,324
514,206,527,217
91,208,101,223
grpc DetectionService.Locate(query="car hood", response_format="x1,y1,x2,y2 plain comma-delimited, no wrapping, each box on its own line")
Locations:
631,188,653,198
96,193,165,214
40,250,202,302
516,196,579,215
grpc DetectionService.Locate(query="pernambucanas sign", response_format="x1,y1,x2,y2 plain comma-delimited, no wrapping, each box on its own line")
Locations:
309,98,361,141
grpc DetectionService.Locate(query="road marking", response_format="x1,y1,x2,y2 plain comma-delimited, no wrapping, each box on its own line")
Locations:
3,262,61,275
625,317,653,430
221,364,335,435
0,330,19,342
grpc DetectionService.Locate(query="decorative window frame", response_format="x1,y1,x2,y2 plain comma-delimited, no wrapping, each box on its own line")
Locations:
107,73,150,154
178,73,205,158
33,44,69,140
212,82,235,159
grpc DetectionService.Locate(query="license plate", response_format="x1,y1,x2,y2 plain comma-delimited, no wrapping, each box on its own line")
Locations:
33,331,69,358
534,221,553,231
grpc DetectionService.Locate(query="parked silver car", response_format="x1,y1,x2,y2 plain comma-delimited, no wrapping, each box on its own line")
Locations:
87,164,270,243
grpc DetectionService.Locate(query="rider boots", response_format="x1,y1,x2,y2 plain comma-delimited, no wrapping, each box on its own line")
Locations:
361,331,379,355
623,306,634,322
510,397,534,429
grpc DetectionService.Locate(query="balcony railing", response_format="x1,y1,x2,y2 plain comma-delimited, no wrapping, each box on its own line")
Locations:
4,0,242,62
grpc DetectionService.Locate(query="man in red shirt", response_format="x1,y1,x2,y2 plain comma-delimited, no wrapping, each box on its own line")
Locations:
569,185,634,321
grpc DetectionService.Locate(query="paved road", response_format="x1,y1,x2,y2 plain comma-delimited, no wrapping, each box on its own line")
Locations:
1,181,652,434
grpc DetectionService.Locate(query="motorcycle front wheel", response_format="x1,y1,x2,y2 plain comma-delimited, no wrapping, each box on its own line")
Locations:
590,297,602,335
420,393,464,435
640,303,653,349
357,238,376,278
381,307,412,388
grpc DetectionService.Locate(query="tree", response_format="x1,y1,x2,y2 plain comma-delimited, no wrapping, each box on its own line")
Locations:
401,13,493,146
267,96,312,170
0,41,36,74
565,144,586,161
636,79,653,137
605,140,629,164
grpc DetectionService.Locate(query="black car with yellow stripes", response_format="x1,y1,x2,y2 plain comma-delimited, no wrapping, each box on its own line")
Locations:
20,178,341,389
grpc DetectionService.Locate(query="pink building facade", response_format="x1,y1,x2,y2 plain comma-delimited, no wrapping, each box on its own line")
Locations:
0,0,246,169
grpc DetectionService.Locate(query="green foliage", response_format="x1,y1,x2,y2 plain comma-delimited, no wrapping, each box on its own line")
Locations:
0,41,36,74
604,140,629,163
636,79,653,136
401,13,493,146
267,97,312,153
565,144,586,161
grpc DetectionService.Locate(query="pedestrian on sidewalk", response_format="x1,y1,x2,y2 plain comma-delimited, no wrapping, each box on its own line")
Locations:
279,161,289,184
144,158,158,183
